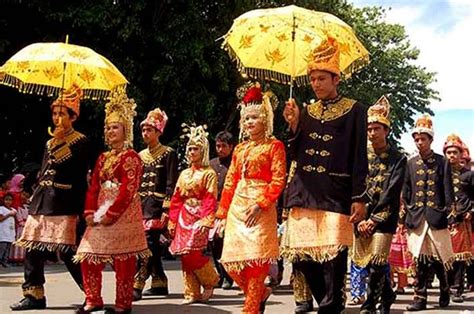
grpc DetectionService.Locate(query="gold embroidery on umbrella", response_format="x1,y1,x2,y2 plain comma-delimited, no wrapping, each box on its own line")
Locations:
265,48,285,65
43,66,62,80
79,68,96,83
239,34,255,49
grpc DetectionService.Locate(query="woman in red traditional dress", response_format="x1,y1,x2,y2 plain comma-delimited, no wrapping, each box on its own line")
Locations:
389,203,413,293
168,124,219,305
215,82,286,314
9,191,30,264
74,92,149,314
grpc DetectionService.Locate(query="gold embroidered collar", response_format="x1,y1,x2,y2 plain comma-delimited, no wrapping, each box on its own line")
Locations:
307,97,356,121
139,144,170,165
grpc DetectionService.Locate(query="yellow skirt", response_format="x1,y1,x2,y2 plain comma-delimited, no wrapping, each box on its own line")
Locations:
281,207,353,263
220,179,279,272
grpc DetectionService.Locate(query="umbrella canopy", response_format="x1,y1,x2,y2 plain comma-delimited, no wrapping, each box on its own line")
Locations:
0,42,128,99
222,5,369,86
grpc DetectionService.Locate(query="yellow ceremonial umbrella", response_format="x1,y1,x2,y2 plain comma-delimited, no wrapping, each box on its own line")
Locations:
222,5,369,96
0,37,128,100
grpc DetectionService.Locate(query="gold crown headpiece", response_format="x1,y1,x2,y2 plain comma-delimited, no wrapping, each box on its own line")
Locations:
236,81,278,140
104,90,137,148
307,36,340,75
412,114,434,138
368,95,391,128
443,133,464,154
141,107,168,133
51,83,83,116
180,123,210,166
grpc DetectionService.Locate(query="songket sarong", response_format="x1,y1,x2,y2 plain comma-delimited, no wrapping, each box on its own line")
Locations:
450,220,473,262
408,220,455,269
280,207,353,263
352,233,393,267
220,179,279,272
16,215,78,252
389,225,413,273
169,199,209,256
75,182,149,264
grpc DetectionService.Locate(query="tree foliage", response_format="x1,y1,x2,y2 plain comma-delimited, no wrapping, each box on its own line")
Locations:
0,0,438,175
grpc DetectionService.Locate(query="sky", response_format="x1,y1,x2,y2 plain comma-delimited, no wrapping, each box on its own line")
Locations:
351,0,474,155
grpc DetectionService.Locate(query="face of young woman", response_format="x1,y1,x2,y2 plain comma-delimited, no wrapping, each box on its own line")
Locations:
187,145,203,164
243,109,265,139
106,122,126,146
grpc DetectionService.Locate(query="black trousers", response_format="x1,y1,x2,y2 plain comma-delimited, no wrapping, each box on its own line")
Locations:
468,261,474,286
361,263,394,311
134,229,167,289
22,248,82,298
294,248,348,314
209,236,233,285
448,260,466,296
414,258,449,301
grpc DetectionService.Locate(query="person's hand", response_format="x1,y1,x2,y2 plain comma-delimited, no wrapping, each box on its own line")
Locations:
168,223,176,238
465,212,472,221
358,219,376,237
100,215,114,226
85,215,96,227
160,212,169,228
349,202,366,223
283,98,300,132
244,204,261,228
10,209,17,216
215,218,226,236
52,125,66,140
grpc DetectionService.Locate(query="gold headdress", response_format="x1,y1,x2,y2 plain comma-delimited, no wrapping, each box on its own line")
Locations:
104,90,137,148
51,83,83,116
140,107,168,133
443,134,464,154
307,36,340,75
236,81,278,140
181,123,210,166
368,95,391,128
412,114,434,138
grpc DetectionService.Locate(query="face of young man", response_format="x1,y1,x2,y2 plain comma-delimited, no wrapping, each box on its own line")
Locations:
367,123,389,147
413,133,433,155
215,140,233,159
309,70,340,100
445,147,462,166
141,125,160,147
52,106,75,131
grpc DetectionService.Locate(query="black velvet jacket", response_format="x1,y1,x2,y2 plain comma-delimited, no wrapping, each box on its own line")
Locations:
451,166,472,224
364,145,407,234
284,96,369,215
402,152,454,230
29,130,89,216
138,145,178,219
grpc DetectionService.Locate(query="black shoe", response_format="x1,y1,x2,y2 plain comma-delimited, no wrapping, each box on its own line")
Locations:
259,288,272,313
377,290,396,314
132,289,142,301
294,301,314,313
439,290,450,308
142,287,168,296
75,305,104,313
406,299,427,311
10,296,47,311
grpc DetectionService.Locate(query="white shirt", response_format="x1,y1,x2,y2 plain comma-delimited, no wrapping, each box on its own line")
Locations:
0,206,16,242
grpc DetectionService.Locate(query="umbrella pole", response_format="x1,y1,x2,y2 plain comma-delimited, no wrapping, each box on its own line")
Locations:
290,14,296,100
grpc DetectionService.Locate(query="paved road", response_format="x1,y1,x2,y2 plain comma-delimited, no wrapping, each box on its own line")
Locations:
1,260,473,313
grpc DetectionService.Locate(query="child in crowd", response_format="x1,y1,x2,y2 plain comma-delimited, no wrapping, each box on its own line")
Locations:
0,193,17,267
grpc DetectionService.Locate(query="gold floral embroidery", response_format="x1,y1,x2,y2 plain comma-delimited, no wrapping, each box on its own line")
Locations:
307,97,356,121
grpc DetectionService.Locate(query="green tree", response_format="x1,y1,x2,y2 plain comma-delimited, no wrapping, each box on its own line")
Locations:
0,0,437,175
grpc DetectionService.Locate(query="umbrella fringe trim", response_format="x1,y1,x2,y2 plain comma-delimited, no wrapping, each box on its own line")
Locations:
0,73,126,100
224,43,369,84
